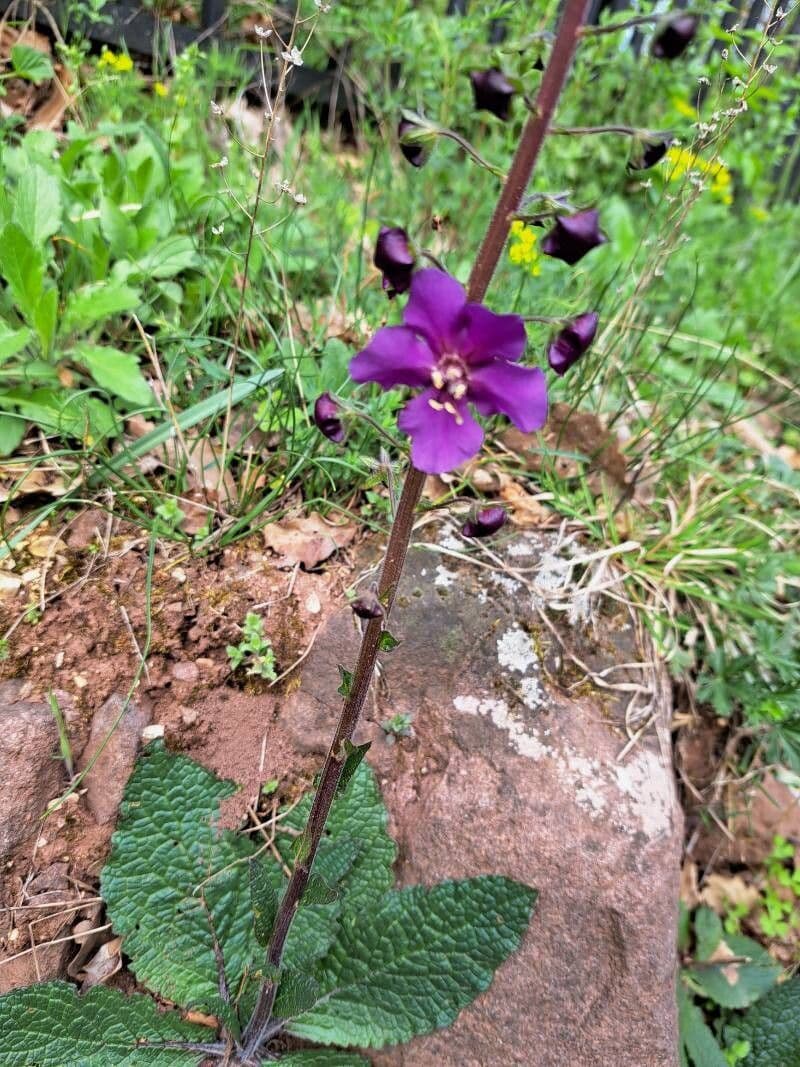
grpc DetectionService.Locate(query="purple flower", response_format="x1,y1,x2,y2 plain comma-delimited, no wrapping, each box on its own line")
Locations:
398,118,429,168
469,68,515,121
547,313,599,376
541,210,607,265
652,15,698,60
461,506,507,539
313,392,344,442
375,227,415,298
351,590,384,619
628,138,670,172
350,269,547,475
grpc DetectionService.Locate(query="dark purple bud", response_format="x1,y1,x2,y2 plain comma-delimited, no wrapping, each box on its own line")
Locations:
628,138,670,172
374,226,415,298
652,15,698,60
313,392,344,443
351,590,384,619
547,313,599,376
461,506,507,539
469,68,515,121
541,210,607,266
398,118,429,168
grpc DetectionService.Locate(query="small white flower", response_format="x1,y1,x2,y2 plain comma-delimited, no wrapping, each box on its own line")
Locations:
315,0,331,10
255,25,272,38
721,48,729,60
274,179,292,195
698,75,710,85
282,47,303,67
763,62,777,74
211,156,228,169
211,223,225,235
293,192,307,204
210,100,224,115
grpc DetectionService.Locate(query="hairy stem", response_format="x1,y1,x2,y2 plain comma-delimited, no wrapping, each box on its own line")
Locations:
240,0,590,1057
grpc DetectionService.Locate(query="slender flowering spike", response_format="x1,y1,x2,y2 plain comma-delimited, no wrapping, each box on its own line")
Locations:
628,138,670,172
350,591,384,620
375,227,415,298
547,312,599,376
461,506,507,539
313,393,344,442
398,118,429,168
349,269,547,474
652,15,698,60
469,68,515,121
541,210,607,265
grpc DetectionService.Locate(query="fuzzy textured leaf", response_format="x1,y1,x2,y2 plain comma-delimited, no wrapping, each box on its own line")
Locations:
288,877,537,1048
0,982,206,1065
278,1054,370,1066
726,979,800,1066
690,934,781,1009
678,985,728,1067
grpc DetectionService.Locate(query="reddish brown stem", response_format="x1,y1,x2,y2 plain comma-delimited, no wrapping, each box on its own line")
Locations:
241,0,590,1057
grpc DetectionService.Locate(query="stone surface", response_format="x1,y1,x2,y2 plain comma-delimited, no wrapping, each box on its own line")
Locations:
279,529,682,1067
79,693,152,825
0,680,63,857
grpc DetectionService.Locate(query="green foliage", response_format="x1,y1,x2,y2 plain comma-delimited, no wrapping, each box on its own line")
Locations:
226,612,278,681
0,983,207,1065
0,743,535,1063
726,980,800,1067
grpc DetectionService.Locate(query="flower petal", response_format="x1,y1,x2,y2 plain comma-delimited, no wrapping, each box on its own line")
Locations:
349,326,435,389
402,269,467,354
398,388,484,474
468,362,548,432
458,303,527,364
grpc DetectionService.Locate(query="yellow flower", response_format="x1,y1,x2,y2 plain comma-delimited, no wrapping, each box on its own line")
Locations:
750,205,769,222
153,81,169,98
665,146,733,205
508,220,542,277
98,48,133,73
672,96,698,120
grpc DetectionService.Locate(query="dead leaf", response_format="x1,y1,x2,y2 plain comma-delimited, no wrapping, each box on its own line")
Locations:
699,873,761,915
708,939,742,986
78,937,122,990
0,464,73,502
263,512,355,569
183,1010,220,1029
680,860,700,910
28,536,67,559
498,477,551,528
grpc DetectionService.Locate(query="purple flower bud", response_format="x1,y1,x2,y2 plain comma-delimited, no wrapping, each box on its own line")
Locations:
398,118,429,168
351,591,384,619
461,506,507,539
541,210,607,266
313,392,344,443
628,138,670,172
469,68,515,121
547,313,599,376
374,226,415,298
652,15,698,60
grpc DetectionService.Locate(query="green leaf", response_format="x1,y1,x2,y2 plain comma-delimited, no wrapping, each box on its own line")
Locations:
250,858,278,947
4,386,118,442
134,235,201,279
288,876,537,1048
61,281,141,334
0,223,45,325
99,196,138,259
695,906,724,960
278,1054,370,1066
0,322,33,363
71,343,155,407
690,934,781,1009
0,981,207,1064
337,666,352,697
102,742,340,1015
281,762,395,914
0,414,25,456
377,630,399,652
274,971,321,1017
9,44,54,84
13,165,61,247
337,741,370,796
678,984,729,1067
301,874,338,906
32,284,57,355
726,979,800,1066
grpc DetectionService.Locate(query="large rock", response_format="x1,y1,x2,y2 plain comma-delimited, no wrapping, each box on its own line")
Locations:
279,529,682,1066
79,693,152,825
0,681,63,857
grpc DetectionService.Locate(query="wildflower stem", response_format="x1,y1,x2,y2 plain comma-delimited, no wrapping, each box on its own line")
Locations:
548,124,667,138
580,10,703,37
241,0,591,1057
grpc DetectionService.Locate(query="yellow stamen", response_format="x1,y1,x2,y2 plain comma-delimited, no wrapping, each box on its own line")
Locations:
431,368,445,390
428,398,444,411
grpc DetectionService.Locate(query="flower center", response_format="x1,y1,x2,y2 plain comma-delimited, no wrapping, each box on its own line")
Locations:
428,355,468,425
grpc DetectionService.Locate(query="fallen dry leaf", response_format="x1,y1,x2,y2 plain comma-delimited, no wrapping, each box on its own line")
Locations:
28,536,67,559
498,477,551,528
263,512,355,569
699,872,761,915
680,860,700,910
77,937,123,990
0,464,73,502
